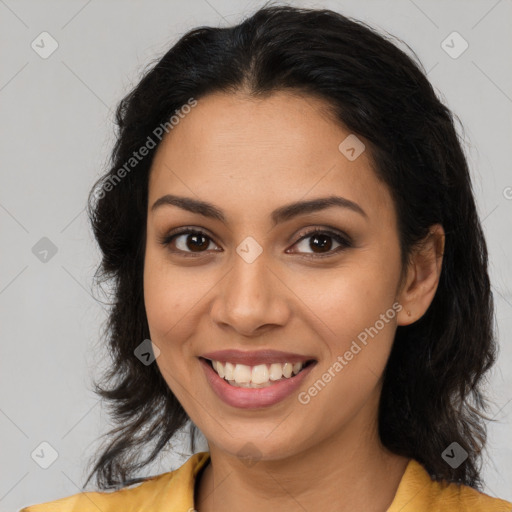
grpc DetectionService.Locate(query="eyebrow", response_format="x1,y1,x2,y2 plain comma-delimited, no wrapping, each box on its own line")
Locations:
150,194,367,225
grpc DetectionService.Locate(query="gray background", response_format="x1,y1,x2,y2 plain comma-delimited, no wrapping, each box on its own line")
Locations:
1,0,511,510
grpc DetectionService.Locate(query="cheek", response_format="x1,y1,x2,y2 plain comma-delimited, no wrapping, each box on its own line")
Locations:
143,252,194,379
290,258,398,338
143,252,197,403
143,259,177,338
143,246,204,338
142,248,220,402
296,283,398,435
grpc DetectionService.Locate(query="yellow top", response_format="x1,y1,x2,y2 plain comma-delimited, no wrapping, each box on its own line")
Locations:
19,452,512,511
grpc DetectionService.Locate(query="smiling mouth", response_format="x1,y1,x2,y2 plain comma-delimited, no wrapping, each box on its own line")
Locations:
200,357,316,388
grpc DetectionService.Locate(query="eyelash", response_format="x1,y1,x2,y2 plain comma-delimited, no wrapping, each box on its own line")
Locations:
158,226,353,259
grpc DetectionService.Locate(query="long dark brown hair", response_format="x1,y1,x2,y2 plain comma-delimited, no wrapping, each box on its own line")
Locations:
84,4,497,491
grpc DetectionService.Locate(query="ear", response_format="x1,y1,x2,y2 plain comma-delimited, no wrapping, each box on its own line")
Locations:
396,223,445,326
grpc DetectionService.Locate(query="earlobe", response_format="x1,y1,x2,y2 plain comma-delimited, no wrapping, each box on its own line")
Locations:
396,224,445,326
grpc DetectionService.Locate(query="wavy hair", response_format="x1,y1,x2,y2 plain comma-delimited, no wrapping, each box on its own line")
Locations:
84,4,496,490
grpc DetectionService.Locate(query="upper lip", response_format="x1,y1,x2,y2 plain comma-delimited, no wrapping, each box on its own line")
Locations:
200,349,316,366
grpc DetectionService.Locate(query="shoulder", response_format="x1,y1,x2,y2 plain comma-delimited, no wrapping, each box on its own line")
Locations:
18,452,210,512
389,459,512,512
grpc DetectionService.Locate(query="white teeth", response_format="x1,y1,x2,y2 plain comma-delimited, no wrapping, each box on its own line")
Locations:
209,359,307,386
269,363,283,381
224,362,235,381
282,362,293,378
251,364,269,384
230,380,274,388
233,363,252,383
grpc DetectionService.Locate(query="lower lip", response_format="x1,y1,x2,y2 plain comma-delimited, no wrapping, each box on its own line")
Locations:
199,358,316,409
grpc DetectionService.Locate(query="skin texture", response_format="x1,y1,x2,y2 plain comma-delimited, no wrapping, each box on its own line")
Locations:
143,91,445,512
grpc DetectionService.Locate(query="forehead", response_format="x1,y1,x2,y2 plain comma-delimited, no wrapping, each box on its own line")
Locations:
148,91,394,223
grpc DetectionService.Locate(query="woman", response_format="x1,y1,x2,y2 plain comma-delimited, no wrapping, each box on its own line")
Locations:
20,5,512,511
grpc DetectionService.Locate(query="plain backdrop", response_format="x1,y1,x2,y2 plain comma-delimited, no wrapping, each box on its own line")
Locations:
1,0,511,510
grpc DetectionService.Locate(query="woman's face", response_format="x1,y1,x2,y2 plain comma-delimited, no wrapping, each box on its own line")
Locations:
144,91,408,461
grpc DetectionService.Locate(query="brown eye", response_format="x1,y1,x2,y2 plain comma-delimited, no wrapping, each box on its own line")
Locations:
307,233,333,253
180,233,210,252
290,229,352,257
159,229,220,255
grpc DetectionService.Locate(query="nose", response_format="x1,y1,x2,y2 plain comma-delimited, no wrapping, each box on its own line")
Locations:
209,250,291,338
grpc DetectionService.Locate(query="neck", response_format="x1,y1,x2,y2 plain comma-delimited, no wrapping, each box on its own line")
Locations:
195,399,410,512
